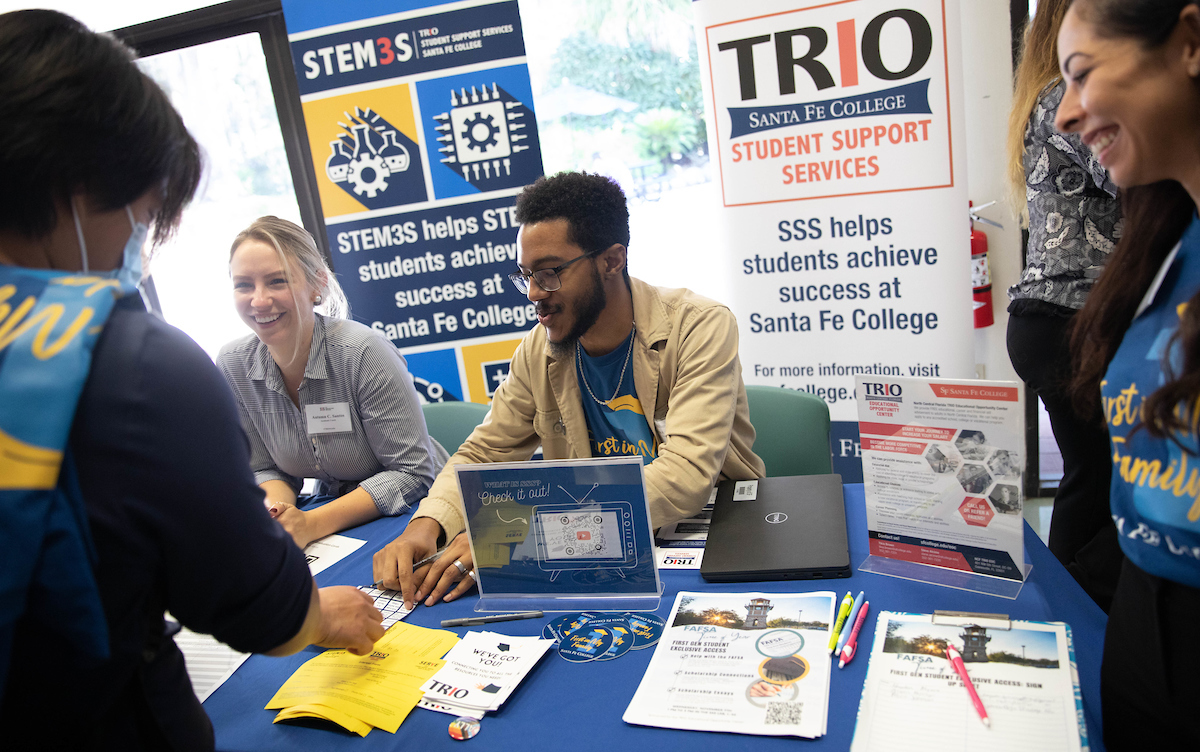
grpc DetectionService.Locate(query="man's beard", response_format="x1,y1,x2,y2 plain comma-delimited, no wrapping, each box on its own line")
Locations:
544,262,606,359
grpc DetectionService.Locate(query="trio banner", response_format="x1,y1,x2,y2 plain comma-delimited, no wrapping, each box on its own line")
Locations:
693,0,974,480
280,0,544,404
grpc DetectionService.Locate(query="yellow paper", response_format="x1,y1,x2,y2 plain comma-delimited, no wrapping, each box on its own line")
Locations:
270,683,423,732
266,625,458,734
274,703,372,737
373,622,459,657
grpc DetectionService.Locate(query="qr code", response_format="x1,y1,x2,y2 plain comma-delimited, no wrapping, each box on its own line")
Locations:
765,701,803,725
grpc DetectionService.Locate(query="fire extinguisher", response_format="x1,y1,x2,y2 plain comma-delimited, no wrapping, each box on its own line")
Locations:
968,202,1003,328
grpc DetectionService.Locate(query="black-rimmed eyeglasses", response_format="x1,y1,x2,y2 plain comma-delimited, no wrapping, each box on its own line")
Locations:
508,249,600,294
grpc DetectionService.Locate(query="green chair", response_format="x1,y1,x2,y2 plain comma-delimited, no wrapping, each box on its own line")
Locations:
421,401,491,454
744,385,833,476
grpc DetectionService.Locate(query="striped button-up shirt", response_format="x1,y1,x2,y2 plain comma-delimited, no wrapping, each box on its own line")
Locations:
217,315,447,515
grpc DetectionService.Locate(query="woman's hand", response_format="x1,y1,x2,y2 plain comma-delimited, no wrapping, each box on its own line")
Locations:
274,505,317,549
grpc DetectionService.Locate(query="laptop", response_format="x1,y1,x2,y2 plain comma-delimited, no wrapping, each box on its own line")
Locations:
700,474,851,582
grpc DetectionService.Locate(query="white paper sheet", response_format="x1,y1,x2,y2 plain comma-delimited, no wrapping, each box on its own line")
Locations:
303,533,366,576
850,612,1086,752
173,626,249,702
624,591,836,738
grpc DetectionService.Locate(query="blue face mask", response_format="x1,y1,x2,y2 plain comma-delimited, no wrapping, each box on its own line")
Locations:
72,200,148,291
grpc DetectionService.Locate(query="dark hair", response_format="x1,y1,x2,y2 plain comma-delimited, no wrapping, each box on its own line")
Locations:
0,10,201,245
1068,0,1200,446
514,171,631,284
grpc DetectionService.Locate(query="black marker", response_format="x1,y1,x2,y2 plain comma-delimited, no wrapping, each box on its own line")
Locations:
441,611,545,628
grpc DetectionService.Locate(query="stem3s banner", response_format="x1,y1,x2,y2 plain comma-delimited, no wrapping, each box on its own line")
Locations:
693,0,973,480
280,0,545,405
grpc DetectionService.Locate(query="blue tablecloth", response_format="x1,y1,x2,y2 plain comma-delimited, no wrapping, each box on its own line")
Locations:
205,484,1108,750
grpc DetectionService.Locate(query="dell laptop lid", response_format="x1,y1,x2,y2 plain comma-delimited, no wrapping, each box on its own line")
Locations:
700,474,850,582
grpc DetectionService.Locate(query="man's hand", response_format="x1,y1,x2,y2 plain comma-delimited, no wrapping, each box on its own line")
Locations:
415,533,475,606
314,586,385,656
373,517,441,609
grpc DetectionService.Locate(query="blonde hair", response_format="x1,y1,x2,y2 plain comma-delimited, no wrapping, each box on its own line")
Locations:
1006,0,1072,220
230,216,350,366
230,215,349,319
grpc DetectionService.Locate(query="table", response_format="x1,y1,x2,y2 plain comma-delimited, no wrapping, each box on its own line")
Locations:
205,484,1108,750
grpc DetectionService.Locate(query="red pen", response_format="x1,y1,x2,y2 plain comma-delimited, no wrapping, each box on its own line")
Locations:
945,644,990,727
838,600,870,668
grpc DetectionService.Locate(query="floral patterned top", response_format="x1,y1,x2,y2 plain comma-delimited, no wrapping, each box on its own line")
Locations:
1008,80,1121,312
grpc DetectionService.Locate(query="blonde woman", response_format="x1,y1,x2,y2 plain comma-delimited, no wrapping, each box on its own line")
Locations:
218,217,447,549
1004,0,1121,610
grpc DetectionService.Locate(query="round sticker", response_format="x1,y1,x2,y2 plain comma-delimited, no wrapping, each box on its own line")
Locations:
757,655,810,686
755,629,805,658
448,717,480,740
591,618,633,661
547,612,593,642
624,612,666,649
559,626,614,662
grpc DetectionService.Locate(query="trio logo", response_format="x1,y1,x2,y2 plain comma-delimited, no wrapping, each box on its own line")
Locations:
716,9,933,101
863,382,903,400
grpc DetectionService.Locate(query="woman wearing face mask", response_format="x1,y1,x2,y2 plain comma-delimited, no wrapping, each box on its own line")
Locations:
217,216,447,550
0,11,384,748
1056,0,1200,744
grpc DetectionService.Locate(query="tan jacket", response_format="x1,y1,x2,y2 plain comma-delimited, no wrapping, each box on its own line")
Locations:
413,278,765,537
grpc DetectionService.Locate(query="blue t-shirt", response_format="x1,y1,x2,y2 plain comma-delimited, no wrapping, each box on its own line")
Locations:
1103,214,1200,588
575,331,657,463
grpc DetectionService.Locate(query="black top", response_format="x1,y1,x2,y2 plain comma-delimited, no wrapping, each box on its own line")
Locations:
1,300,313,750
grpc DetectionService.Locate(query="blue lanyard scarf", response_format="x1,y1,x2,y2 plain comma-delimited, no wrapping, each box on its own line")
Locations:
0,267,128,697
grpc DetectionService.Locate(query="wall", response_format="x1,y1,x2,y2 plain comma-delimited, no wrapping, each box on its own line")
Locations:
960,1,1022,388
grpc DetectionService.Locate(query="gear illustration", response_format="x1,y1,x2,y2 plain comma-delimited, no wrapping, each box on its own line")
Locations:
346,153,389,198
461,112,499,152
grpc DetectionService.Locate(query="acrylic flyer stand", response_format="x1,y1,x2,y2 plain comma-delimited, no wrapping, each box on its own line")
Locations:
855,376,1031,599
455,456,662,612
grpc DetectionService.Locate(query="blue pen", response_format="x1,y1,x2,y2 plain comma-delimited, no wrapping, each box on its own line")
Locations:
835,591,865,656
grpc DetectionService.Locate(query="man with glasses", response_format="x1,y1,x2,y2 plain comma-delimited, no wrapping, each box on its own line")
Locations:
373,171,764,608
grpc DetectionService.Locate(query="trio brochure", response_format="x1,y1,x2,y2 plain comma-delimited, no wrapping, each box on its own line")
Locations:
455,456,660,611
850,612,1086,751
624,591,836,738
856,376,1026,582
419,632,553,719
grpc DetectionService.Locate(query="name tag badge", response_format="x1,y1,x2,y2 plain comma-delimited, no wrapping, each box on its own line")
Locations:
305,402,353,435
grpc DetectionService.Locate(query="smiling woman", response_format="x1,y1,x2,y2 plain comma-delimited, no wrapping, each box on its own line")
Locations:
218,216,449,551
1054,0,1200,747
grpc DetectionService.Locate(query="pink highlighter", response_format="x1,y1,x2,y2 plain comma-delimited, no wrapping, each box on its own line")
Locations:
837,600,870,668
946,643,991,727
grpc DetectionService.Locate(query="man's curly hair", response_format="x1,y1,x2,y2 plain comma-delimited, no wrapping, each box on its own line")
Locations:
514,172,630,279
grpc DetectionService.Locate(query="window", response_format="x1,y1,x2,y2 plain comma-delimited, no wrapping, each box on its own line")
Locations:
137,33,304,357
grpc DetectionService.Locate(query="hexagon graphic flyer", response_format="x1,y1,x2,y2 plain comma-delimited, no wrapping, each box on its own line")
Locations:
855,376,1025,581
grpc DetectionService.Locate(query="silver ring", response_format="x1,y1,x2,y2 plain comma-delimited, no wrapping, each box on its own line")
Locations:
453,560,467,575
466,569,475,579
